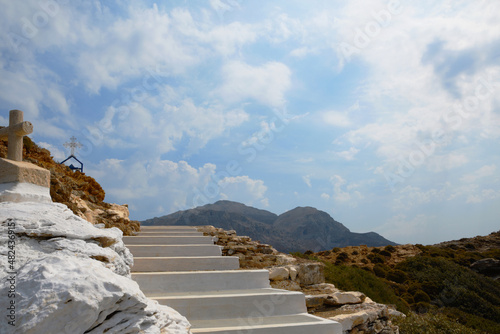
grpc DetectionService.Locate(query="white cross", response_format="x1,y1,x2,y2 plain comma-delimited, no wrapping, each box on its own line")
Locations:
0,110,33,161
64,136,83,156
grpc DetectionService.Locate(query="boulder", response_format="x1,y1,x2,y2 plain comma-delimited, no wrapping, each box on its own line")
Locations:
305,294,329,309
270,280,302,291
325,291,366,306
276,254,297,265
289,266,298,281
297,263,325,285
304,283,338,295
470,258,500,279
269,267,290,281
330,310,378,332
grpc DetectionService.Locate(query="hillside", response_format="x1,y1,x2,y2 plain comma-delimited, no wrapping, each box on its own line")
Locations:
142,200,396,252
0,134,140,235
297,231,500,333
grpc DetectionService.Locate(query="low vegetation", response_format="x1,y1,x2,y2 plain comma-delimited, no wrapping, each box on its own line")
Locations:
394,312,482,334
293,234,500,333
292,252,410,313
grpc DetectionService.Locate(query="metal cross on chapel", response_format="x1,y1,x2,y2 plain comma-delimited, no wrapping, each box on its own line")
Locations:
61,136,84,172
64,136,83,156
0,110,33,161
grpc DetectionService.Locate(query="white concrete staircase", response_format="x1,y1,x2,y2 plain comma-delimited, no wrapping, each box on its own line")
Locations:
124,226,342,334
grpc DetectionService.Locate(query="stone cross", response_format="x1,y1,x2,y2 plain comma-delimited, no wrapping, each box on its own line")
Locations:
0,109,51,203
0,109,33,161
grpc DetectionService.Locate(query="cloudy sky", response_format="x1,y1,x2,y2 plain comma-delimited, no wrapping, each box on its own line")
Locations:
1,0,499,245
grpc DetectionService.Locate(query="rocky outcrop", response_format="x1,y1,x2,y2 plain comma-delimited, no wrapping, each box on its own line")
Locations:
302,284,402,334
434,230,500,253
330,298,401,334
0,201,191,334
198,225,403,334
470,258,500,280
0,136,140,236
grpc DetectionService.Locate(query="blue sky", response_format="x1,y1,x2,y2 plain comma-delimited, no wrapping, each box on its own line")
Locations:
1,0,499,245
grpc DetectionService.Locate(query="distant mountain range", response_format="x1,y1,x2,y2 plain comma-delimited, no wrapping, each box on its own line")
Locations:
141,200,397,253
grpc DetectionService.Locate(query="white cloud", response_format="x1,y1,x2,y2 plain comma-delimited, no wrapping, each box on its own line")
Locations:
303,175,312,188
240,120,282,150
87,158,218,216
37,142,66,161
93,91,249,156
88,156,270,217
0,62,71,123
466,189,500,204
4,3,258,95
392,185,446,210
461,164,497,183
321,101,359,128
322,111,352,127
209,0,242,18
337,2,500,176
334,147,360,161
290,46,316,58
207,22,257,56
218,176,269,207
327,175,364,206
218,61,292,107
74,5,202,93
427,153,468,173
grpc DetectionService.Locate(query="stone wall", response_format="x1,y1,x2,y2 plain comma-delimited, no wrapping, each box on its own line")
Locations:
198,225,404,334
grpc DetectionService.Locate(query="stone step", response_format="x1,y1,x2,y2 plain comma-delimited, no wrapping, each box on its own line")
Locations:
132,256,240,272
132,270,271,295
190,314,342,334
151,288,307,321
127,245,222,257
136,231,204,236
140,226,198,232
123,236,214,245
128,226,342,333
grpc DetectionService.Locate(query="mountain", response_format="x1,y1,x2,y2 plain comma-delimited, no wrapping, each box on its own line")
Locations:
141,200,396,252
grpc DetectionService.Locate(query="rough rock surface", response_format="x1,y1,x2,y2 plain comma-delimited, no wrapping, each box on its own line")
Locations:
329,298,402,334
0,201,191,334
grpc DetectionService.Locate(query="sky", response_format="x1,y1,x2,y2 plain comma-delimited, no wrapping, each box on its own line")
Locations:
1,0,499,245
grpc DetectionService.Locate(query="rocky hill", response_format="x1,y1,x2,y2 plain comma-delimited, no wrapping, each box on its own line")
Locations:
0,134,139,235
142,200,396,252
434,230,500,252
301,231,500,333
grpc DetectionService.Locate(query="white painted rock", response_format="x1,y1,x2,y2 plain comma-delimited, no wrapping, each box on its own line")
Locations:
0,202,133,277
0,201,191,334
268,266,290,281
1,256,190,334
